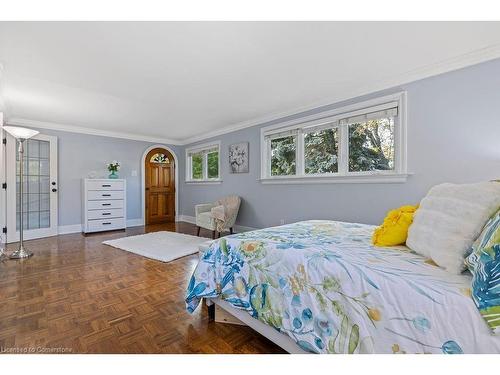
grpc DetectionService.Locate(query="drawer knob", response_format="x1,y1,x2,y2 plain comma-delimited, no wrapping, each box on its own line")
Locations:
102,222,111,225
102,203,111,206
102,194,111,197
102,213,111,216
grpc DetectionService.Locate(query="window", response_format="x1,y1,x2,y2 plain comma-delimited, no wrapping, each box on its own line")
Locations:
304,127,338,174
191,153,203,179
270,134,296,176
150,153,170,164
185,141,221,183
261,93,406,183
348,118,394,172
207,150,219,179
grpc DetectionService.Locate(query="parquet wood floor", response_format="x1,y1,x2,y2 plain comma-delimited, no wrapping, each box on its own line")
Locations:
0,223,285,354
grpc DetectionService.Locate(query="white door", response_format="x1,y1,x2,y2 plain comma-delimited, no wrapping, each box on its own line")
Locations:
5,133,58,243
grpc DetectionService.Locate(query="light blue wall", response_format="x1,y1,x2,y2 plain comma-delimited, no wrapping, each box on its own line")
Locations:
20,58,500,230
32,129,181,226
179,58,500,228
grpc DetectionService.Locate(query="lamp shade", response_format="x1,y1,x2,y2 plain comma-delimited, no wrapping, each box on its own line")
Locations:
2,126,39,140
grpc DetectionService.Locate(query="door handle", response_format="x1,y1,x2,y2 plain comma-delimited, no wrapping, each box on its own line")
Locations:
52,188,57,192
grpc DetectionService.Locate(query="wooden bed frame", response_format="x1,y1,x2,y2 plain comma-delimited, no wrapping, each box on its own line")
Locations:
205,297,307,354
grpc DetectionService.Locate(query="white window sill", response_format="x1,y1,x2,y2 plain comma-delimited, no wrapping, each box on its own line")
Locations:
258,173,411,184
185,180,223,185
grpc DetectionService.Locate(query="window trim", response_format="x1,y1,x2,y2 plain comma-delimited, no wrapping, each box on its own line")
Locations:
185,140,222,184
260,92,408,184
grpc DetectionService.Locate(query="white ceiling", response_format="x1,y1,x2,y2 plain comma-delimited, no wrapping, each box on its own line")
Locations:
1,21,500,144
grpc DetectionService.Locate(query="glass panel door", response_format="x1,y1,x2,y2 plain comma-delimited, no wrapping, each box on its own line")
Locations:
6,133,58,243
16,139,51,230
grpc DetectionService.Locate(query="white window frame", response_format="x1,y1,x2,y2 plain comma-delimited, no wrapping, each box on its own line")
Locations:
260,92,408,184
185,140,222,184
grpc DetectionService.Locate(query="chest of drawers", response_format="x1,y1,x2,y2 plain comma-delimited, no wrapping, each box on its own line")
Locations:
82,179,127,233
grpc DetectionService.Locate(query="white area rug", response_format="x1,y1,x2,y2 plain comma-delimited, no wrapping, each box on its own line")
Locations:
102,231,210,262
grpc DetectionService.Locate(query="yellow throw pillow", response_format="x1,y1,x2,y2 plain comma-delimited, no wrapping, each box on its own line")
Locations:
372,205,419,247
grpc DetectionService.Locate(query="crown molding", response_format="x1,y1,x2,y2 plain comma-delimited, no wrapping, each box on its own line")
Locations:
179,43,500,146
5,118,182,145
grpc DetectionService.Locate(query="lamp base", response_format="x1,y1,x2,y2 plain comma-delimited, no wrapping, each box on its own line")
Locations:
9,244,33,259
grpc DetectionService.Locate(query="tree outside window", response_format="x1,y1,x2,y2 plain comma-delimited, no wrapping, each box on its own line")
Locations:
348,118,394,172
271,136,296,176
207,151,219,179
304,128,338,174
191,153,203,179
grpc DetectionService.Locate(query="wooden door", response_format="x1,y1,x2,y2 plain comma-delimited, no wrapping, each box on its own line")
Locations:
145,148,175,224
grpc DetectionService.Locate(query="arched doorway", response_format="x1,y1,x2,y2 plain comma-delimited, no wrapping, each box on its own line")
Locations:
144,147,176,225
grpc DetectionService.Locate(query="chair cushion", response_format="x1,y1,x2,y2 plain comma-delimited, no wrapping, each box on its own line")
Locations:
196,212,216,230
406,181,500,274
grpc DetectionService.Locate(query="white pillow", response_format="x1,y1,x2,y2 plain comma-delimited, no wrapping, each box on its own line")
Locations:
406,181,500,274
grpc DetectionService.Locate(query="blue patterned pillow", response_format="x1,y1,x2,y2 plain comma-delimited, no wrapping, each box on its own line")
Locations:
465,209,500,334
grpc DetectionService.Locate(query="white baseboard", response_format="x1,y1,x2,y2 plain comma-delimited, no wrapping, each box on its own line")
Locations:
177,215,258,233
178,215,196,224
56,216,256,236
58,224,82,235
126,218,144,227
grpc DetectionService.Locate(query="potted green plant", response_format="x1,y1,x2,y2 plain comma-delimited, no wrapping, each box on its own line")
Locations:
107,160,121,179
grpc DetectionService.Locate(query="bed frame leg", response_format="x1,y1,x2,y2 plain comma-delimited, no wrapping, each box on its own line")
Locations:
196,226,200,236
207,303,215,321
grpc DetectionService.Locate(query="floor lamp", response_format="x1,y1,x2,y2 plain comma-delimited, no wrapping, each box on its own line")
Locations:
3,126,40,259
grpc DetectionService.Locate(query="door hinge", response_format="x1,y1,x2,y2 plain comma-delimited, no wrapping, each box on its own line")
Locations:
2,227,6,234
1,182,6,190
2,137,6,145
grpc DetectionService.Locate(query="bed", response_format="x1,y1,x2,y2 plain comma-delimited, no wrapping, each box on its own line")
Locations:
185,220,500,353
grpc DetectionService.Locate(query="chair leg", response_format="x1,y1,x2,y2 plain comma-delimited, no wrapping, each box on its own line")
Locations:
212,230,216,239
196,226,200,236
230,227,234,234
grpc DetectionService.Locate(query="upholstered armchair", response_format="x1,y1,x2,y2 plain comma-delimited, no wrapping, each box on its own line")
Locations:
195,195,241,239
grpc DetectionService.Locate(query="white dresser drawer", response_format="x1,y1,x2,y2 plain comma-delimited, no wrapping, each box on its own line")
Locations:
87,190,124,200
86,180,125,191
87,200,124,210
87,208,124,220
87,218,126,232
83,178,127,234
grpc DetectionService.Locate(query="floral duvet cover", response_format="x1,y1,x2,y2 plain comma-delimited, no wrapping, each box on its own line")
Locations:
185,220,500,353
